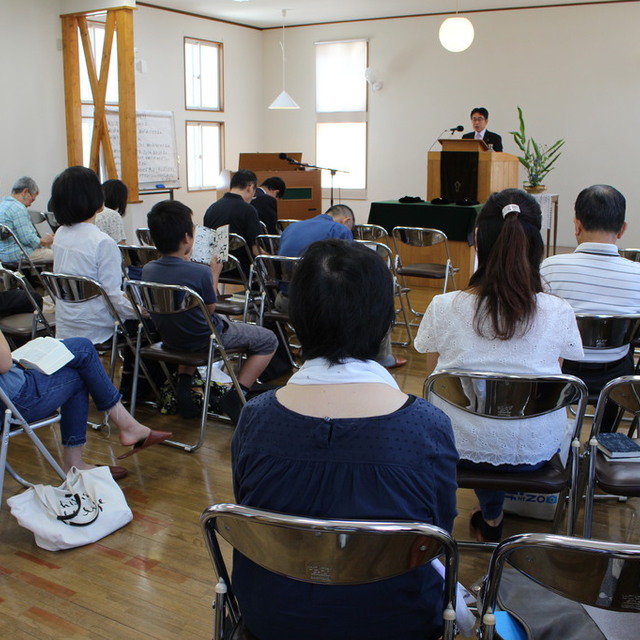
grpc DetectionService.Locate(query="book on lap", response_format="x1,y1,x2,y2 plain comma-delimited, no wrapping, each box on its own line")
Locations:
11,337,74,375
596,432,640,459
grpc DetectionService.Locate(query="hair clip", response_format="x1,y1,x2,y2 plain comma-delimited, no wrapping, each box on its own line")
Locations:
502,204,520,219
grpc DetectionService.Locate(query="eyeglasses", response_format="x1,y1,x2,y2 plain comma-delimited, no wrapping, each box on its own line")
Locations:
471,116,486,122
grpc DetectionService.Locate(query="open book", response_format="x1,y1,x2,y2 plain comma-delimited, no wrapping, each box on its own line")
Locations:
190,225,229,265
12,337,74,375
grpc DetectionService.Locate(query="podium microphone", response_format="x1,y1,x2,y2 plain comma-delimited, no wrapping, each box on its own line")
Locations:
449,125,464,133
278,152,297,163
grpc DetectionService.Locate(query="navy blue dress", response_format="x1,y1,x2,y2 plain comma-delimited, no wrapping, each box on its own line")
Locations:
231,391,458,640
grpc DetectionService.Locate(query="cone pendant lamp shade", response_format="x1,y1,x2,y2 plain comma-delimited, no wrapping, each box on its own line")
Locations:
269,10,299,110
269,90,299,109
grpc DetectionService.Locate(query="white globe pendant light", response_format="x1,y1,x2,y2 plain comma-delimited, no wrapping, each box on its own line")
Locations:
439,16,475,53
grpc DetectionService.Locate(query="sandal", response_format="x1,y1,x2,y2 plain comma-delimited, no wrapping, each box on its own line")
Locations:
470,509,503,542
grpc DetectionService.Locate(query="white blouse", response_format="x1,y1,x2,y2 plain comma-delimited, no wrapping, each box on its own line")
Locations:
53,222,134,344
95,207,127,243
415,291,584,465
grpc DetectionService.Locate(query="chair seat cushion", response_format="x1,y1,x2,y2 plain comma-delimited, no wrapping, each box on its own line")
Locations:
457,453,567,493
0,313,38,334
263,310,289,323
215,301,246,316
397,263,448,279
595,452,640,496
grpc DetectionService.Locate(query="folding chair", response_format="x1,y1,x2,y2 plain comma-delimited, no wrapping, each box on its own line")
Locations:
0,386,65,511
620,248,640,262
249,254,300,368
392,226,458,319
275,219,299,234
352,223,389,242
200,503,459,640
0,223,54,297
582,375,640,538
255,234,280,255
118,244,161,279
125,280,247,452
477,533,640,640
41,272,152,386
136,227,154,246
0,266,55,347
354,239,412,347
424,370,588,546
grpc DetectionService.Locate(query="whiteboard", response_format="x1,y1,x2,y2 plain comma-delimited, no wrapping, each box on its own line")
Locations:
105,108,180,188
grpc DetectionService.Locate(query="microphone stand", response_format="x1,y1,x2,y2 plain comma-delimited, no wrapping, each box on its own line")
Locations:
284,158,349,206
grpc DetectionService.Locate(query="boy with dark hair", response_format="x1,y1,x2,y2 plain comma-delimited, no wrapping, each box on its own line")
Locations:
142,200,278,422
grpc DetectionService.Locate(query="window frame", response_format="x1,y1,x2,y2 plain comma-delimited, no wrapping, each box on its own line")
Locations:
185,120,225,193
184,37,224,112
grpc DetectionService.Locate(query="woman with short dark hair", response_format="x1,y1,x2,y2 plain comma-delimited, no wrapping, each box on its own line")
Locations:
49,166,136,344
415,188,583,542
232,239,458,640
96,179,128,243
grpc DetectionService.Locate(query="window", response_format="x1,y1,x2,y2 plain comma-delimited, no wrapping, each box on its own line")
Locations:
80,21,119,104
184,38,223,111
186,121,223,191
315,40,368,196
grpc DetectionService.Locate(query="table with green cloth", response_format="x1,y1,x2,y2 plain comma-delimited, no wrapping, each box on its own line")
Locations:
367,200,481,243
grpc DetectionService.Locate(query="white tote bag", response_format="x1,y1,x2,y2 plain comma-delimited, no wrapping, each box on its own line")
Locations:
7,466,133,551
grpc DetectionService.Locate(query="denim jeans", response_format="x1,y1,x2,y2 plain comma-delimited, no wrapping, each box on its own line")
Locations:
458,458,547,520
11,337,121,448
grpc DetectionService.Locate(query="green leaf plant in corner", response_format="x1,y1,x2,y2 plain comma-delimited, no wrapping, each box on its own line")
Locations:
509,106,565,188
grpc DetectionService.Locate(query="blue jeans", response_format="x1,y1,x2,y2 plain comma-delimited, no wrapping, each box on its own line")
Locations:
11,337,121,448
458,458,547,520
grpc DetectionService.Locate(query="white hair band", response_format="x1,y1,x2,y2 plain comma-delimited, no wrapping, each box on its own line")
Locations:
502,204,520,219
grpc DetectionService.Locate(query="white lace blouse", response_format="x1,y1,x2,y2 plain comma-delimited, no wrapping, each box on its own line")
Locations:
415,291,583,465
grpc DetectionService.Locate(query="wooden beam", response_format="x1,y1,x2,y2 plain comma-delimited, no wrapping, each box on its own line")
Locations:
61,15,83,167
115,7,139,201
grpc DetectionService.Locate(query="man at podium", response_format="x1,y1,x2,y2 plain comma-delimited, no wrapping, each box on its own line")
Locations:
462,107,503,152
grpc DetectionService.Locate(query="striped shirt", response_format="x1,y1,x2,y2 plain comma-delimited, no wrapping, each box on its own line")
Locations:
540,242,640,362
0,196,41,263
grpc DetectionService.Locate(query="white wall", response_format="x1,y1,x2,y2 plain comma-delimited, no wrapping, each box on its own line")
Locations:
0,0,67,205
261,3,640,247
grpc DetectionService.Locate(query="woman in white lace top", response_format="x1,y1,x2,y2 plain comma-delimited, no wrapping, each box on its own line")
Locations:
415,188,583,541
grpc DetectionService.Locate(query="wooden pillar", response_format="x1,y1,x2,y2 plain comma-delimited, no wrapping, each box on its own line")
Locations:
115,8,139,201
61,15,83,167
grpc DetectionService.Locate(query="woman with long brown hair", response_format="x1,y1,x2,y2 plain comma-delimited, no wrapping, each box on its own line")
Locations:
415,188,583,542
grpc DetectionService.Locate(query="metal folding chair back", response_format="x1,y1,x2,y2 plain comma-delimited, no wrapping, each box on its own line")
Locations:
275,219,299,234
352,223,389,242
620,248,640,262
201,503,459,640
478,533,640,639
125,280,247,452
119,245,161,279
0,223,54,297
136,228,154,246
0,386,65,511
353,239,412,347
583,375,640,537
41,272,133,382
256,234,280,255
425,370,588,539
0,267,55,345
575,314,640,350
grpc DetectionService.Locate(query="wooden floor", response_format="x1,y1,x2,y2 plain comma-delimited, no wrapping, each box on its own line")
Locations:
1,285,639,639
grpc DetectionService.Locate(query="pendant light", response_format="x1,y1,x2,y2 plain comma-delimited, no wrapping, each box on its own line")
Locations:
269,9,299,109
439,2,474,53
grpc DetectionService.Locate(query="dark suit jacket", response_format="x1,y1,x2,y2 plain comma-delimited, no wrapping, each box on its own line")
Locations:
462,129,503,152
252,187,278,234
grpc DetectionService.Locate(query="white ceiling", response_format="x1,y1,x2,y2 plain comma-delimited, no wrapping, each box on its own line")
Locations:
140,0,621,28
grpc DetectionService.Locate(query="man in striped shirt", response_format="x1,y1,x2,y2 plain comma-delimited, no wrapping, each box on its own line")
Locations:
540,184,640,429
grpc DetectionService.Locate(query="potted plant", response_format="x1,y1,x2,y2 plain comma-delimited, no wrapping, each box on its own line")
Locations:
509,107,565,193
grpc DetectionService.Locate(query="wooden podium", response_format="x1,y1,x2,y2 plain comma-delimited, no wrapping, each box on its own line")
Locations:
427,139,519,202
228,152,322,220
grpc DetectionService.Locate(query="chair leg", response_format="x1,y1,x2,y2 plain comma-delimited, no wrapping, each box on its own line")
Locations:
393,287,413,347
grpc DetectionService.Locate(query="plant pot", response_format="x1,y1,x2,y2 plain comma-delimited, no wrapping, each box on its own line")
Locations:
523,184,547,194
